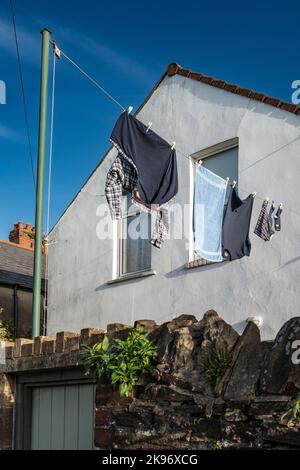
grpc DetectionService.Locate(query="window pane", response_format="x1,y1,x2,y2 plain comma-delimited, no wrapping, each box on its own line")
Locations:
202,147,238,202
121,211,151,275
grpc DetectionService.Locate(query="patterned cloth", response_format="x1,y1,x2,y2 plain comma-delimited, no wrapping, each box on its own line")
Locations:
105,154,138,220
105,154,169,247
150,206,169,249
254,200,274,241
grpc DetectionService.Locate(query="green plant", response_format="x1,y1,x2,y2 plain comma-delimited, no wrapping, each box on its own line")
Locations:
212,440,222,450
280,394,300,427
79,326,156,398
0,308,15,342
27,231,36,239
206,347,232,385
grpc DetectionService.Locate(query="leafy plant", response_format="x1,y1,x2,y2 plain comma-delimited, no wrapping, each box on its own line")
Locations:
79,326,156,398
27,231,36,239
206,347,232,385
212,440,222,450
280,394,300,427
0,308,15,342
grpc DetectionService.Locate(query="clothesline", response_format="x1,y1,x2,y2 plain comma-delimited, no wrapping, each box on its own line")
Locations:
50,42,300,217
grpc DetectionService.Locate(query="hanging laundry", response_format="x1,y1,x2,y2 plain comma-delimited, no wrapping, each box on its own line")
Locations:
150,206,169,249
193,165,227,262
274,204,283,231
106,111,178,248
254,199,275,241
222,186,254,261
268,201,276,238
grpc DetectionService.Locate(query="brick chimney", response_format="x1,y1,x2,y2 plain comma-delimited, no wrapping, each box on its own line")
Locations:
9,222,36,250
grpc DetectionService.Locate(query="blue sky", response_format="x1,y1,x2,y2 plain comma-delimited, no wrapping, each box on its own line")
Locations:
0,0,299,240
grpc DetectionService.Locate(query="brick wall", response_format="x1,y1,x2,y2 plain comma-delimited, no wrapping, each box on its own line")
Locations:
9,222,35,250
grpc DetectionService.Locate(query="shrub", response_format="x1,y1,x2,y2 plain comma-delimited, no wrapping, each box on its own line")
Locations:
281,394,300,427
0,308,15,342
206,347,232,384
79,326,156,398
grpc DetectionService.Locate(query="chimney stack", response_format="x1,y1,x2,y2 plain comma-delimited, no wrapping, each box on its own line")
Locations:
9,221,36,250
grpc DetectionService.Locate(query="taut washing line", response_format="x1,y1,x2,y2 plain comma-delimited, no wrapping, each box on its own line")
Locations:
43,46,56,324
48,41,298,213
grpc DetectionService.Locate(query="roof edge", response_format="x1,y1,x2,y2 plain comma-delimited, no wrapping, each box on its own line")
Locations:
166,62,300,116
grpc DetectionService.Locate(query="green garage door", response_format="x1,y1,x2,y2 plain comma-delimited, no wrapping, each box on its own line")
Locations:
31,383,96,450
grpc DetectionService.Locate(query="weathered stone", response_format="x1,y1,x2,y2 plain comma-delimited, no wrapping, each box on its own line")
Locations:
56,331,78,353
13,338,32,358
263,425,300,447
34,335,56,356
223,420,262,446
41,337,56,355
134,319,158,333
4,343,14,360
225,409,248,422
21,341,34,357
80,328,105,345
248,395,292,415
152,310,239,396
140,384,194,403
223,330,270,401
107,323,131,333
111,407,153,428
149,314,198,364
217,321,260,397
64,335,80,352
259,317,300,396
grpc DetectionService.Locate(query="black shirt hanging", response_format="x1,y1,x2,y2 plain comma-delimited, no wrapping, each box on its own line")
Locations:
222,186,254,261
110,111,178,207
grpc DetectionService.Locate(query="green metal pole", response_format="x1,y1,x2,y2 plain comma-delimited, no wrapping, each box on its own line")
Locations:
32,28,51,339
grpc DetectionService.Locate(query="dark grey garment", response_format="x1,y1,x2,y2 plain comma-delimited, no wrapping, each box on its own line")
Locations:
268,202,276,238
110,111,178,207
274,205,283,231
222,187,254,261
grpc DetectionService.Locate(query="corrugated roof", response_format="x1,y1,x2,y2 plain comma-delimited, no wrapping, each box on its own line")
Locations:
166,63,300,115
0,241,46,290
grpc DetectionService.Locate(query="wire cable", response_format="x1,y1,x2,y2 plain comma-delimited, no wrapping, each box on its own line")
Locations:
43,48,57,330
10,0,36,190
50,43,300,218
58,48,126,111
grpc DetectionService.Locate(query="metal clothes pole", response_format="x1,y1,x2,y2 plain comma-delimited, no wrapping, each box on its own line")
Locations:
32,28,51,338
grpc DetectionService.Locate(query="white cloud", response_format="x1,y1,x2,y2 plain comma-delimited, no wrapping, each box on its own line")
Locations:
0,123,19,140
0,17,39,65
56,27,158,86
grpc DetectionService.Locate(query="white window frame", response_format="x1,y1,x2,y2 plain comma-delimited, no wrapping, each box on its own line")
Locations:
117,193,152,278
188,137,239,268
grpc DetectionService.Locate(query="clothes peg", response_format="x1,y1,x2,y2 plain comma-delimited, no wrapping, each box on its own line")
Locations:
252,192,257,197
232,180,237,188
198,159,203,165
146,122,152,133
127,106,133,114
225,177,230,185
171,142,176,150
53,41,60,59
279,202,283,208
265,197,270,202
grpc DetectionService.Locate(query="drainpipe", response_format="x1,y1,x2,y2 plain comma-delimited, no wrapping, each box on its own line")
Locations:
13,285,18,338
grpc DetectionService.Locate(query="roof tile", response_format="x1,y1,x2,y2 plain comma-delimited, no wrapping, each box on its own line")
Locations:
167,63,300,116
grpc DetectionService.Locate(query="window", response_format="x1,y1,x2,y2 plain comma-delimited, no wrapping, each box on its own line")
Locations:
118,193,151,276
190,138,239,267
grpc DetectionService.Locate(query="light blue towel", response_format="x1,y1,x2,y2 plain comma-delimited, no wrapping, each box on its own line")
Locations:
194,165,227,262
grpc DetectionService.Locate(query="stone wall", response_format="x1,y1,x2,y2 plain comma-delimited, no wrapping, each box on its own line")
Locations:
94,312,300,450
0,311,300,450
